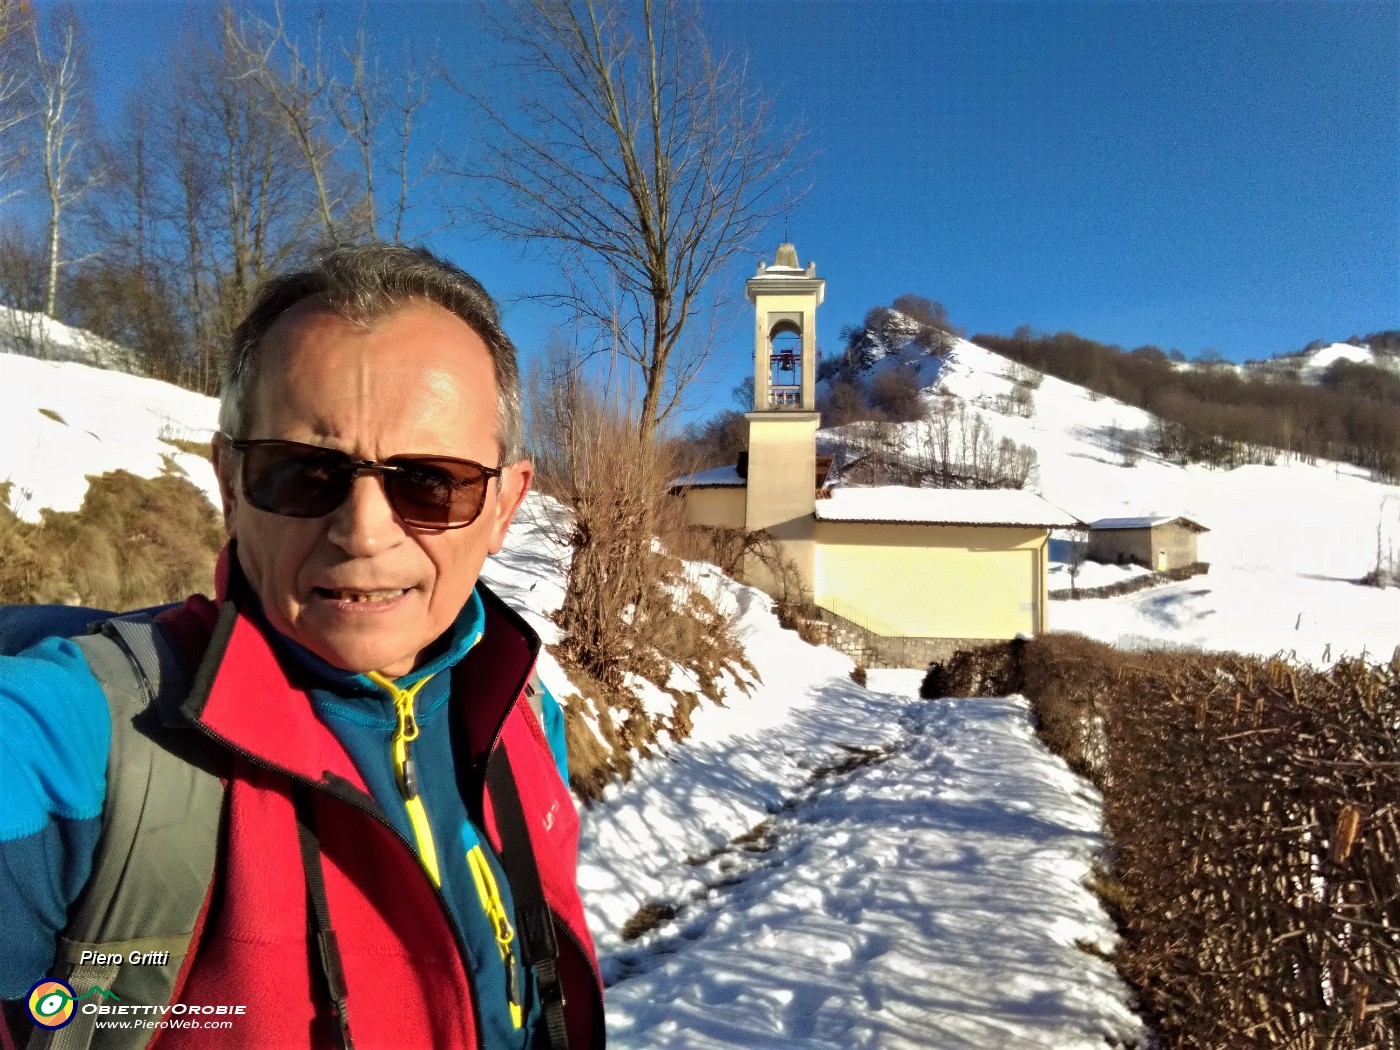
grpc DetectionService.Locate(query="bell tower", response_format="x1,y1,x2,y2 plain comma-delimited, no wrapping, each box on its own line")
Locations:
744,242,825,597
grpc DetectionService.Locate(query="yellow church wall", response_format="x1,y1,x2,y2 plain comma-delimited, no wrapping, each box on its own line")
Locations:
682,487,747,529
814,521,1049,639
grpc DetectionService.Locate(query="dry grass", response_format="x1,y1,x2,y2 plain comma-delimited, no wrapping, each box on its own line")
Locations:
559,687,626,803
0,471,222,608
38,407,66,424
529,351,755,804
161,437,213,460
619,901,679,942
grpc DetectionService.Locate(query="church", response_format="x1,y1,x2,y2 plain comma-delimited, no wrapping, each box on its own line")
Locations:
670,243,1078,660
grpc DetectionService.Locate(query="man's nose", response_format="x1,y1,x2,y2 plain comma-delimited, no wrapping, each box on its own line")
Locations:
325,473,403,555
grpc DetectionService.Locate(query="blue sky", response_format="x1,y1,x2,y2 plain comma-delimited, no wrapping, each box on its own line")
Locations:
65,0,1400,421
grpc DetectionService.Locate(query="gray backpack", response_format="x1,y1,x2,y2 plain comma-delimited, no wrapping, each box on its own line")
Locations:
25,616,225,1050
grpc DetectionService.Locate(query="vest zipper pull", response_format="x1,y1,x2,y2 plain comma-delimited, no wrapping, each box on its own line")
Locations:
505,947,521,1008
400,751,420,800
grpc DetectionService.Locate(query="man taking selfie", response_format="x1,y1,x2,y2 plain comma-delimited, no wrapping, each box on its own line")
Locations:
0,245,604,1049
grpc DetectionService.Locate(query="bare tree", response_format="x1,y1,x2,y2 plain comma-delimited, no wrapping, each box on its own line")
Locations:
328,29,438,243
168,16,312,389
73,4,440,388
0,0,33,208
226,4,442,247
1369,495,1399,588
30,6,101,317
463,0,800,445
528,333,684,690
82,10,314,390
224,4,344,243
1064,526,1090,598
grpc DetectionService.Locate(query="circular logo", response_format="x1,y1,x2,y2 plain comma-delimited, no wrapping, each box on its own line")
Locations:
27,979,76,1030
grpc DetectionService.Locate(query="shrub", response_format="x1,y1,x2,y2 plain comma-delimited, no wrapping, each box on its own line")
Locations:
923,634,1400,1048
868,365,924,422
528,349,753,800
0,471,222,608
819,379,877,428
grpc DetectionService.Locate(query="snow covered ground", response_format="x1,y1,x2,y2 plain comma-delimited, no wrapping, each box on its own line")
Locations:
481,517,1144,1047
602,678,1142,1049
2,354,219,521
1,308,145,374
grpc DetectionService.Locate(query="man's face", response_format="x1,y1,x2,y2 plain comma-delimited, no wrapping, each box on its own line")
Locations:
212,298,532,677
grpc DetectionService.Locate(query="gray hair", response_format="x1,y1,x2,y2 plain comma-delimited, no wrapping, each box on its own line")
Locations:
218,243,525,464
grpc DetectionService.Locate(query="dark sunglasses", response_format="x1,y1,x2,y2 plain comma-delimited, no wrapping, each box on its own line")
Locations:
225,437,502,530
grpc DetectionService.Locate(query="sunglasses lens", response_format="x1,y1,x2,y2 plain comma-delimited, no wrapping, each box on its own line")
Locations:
242,443,349,518
387,459,490,528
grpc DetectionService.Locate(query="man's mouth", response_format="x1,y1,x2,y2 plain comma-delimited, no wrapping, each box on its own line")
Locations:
314,587,410,603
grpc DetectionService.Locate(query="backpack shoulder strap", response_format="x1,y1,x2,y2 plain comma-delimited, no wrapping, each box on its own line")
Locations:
486,748,568,1050
29,617,224,1050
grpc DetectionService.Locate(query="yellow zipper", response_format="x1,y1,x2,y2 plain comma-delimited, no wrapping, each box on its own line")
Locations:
467,845,524,1028
368,661,520,1027
366,671,440,887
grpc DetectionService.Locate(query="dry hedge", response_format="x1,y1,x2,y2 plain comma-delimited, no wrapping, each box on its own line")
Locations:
923,634,1400,1049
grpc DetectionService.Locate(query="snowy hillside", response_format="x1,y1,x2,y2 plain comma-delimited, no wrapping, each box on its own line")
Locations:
2,353,219,521
1246,340,1400,382
823,336,1400,665
0,306,146,375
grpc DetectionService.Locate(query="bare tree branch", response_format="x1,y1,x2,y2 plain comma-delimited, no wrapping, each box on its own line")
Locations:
224,2,345,243
0,0,33,208
454,0,803,444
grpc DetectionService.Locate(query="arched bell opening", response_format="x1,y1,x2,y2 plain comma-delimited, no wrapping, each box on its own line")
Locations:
768,323,803,409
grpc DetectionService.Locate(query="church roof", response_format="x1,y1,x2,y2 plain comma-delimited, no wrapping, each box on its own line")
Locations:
815,486,1081,528
667,464,747,490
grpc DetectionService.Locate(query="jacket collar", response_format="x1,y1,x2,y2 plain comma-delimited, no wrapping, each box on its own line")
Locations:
181,545,540,790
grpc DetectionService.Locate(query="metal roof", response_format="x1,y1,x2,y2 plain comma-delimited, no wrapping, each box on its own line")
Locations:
1089,516,1209,533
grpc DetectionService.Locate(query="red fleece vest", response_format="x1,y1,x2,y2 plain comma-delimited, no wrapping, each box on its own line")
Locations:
146,592,603,1049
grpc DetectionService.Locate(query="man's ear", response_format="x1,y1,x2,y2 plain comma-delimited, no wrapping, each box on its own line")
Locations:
486,458,533,555
210,434,239,537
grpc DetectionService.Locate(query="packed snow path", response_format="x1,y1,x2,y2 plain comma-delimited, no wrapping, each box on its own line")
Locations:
602,672,1144,1048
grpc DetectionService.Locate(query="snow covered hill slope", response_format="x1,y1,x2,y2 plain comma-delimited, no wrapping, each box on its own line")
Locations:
823,337,1400,664
1,307,146,374
2,353,219,521
1245,340,1400,382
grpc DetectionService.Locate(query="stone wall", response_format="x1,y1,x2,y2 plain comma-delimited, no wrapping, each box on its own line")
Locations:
811,606,1003,669
1149,522,1200,570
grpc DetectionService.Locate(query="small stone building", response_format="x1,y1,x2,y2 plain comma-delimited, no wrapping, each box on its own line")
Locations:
1087,516,1209,571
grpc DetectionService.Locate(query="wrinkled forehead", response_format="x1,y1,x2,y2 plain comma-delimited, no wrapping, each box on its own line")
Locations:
245,299,501,454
